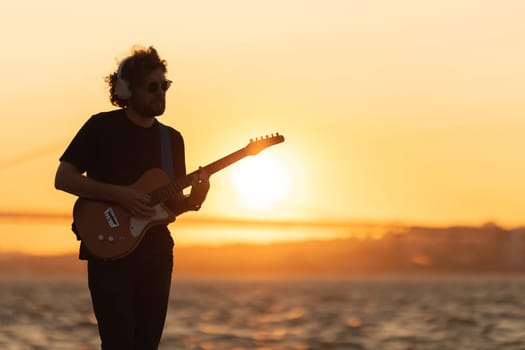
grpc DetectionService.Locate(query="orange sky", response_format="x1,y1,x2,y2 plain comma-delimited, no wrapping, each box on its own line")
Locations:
1,1,525,254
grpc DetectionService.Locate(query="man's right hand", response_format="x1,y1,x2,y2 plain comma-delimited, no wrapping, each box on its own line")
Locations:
55,161,155,217
110,186,155,217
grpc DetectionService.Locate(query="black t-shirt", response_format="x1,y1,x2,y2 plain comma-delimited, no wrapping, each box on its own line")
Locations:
60,109,186,260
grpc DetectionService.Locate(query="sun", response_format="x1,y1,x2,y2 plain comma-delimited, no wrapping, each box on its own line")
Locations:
230,153,291,211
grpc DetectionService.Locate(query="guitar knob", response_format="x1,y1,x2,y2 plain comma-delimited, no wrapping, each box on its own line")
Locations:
108,235,115,242
98,235,104,241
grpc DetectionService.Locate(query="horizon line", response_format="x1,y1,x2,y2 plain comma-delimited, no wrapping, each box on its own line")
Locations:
0,210,515,229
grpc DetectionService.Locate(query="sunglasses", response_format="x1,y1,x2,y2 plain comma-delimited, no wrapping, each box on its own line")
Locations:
146,79,172,93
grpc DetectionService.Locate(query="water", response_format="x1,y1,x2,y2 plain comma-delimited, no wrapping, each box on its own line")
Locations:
1,276,525,349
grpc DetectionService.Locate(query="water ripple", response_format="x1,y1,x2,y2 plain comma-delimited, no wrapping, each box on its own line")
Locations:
1,276,525,349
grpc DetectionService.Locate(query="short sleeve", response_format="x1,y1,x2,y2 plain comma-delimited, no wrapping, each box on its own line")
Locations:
59,115,100,173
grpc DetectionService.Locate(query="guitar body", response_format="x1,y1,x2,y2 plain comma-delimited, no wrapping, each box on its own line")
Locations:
73,168,175,260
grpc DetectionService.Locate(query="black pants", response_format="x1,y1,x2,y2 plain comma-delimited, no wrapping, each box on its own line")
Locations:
87,238,173,350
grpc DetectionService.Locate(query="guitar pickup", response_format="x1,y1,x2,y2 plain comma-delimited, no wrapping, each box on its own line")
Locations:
104,207,120,228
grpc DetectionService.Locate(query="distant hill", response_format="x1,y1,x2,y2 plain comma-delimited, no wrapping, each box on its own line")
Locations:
0,252,85,277
1,224,524,277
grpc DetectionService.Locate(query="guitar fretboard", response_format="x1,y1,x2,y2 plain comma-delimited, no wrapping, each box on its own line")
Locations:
148,147,248,205
147,133,284,205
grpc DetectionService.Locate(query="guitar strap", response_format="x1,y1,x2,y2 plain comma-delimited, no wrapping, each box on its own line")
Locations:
159,122,174,181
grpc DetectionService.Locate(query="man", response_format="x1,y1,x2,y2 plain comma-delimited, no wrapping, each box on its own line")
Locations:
55,46,210,349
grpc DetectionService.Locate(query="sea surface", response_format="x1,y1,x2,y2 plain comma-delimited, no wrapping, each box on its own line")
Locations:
1,275,525,349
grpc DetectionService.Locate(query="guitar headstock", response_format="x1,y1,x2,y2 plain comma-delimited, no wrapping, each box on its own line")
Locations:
245,133,285,155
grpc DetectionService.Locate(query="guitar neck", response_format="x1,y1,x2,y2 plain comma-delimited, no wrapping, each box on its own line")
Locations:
148,133,285,206
176,147,247,191
149,147,247,205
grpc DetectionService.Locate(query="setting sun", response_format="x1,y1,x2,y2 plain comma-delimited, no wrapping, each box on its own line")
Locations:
229,153,291,211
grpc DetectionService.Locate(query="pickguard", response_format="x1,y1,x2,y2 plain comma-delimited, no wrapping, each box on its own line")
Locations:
129,204,170,237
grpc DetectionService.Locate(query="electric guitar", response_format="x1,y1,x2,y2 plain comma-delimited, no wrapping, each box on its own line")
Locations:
73,133,285,260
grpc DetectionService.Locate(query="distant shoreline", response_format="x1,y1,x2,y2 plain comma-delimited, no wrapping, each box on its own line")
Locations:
2,223,525,277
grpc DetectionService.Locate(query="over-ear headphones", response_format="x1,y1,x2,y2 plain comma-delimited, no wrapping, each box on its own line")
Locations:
114,57,131,100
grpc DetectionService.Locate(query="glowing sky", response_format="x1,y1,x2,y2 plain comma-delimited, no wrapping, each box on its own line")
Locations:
1,0,525,253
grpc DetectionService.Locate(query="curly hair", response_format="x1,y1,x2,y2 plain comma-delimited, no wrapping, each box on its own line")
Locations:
105,46,168,108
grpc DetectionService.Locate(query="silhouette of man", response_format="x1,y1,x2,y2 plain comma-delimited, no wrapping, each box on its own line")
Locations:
55,46,210,349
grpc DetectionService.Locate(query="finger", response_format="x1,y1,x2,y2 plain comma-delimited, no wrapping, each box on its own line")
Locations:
192,174,205,185
199,176,210,189
191,173,199,184
135,204,155,217
137,193,151,204
198,167,209,180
